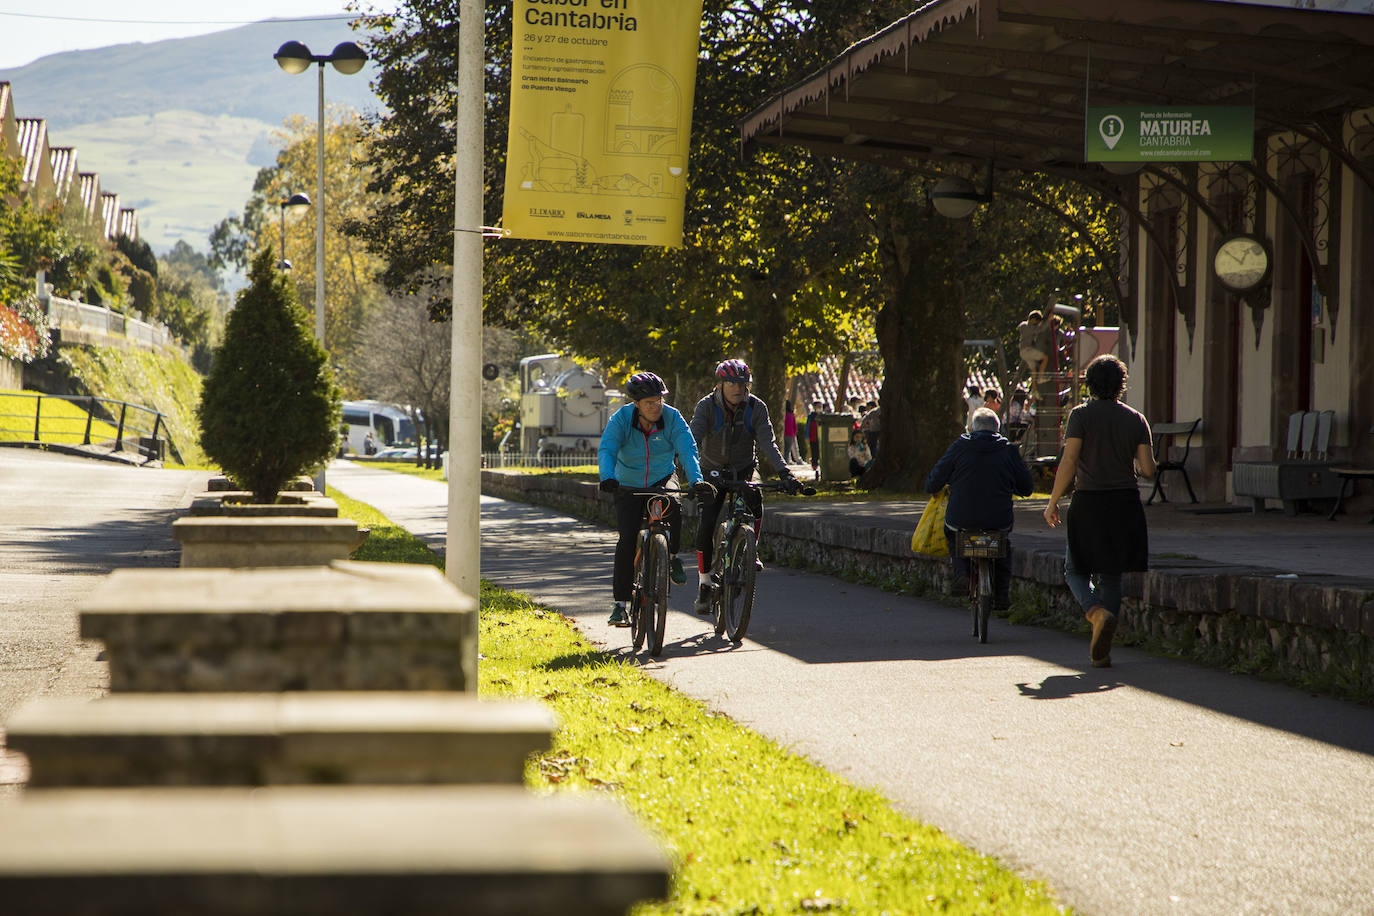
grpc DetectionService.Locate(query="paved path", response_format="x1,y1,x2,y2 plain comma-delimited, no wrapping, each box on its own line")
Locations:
0,448,209,794
329,461,1374,916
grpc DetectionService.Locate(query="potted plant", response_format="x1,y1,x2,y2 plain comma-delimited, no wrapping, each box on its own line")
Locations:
181,250,361,566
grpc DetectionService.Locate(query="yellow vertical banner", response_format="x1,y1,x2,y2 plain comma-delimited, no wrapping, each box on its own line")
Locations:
502,0,704,247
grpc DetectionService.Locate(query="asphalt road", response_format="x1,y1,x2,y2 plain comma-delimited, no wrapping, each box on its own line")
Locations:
0,448,208,791
329,461,1374,916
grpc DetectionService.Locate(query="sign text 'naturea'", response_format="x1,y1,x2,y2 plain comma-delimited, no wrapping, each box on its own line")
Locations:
1085,106,1254,163
502,0,704,247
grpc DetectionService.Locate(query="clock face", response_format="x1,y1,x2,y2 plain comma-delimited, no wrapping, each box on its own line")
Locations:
1213,235,1270,293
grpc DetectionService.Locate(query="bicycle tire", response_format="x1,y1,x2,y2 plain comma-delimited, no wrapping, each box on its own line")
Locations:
977,560,993,644
711,521,729,637
722,526,757,643
648,532,670,656
630,533,647,651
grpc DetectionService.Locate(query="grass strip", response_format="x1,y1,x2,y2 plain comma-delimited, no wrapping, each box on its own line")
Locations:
0,389,121,445
332,486,1069,915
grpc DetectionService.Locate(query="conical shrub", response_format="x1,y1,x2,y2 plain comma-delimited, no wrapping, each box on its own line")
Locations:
197,249,340,503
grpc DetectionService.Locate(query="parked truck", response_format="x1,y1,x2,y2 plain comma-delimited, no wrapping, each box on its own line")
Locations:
515,354,614,456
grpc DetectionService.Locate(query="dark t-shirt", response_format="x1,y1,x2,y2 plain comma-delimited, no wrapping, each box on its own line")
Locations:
1064,398,1152,490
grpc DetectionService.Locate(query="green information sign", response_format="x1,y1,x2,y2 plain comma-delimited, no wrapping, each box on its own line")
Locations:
1086,106,1254,163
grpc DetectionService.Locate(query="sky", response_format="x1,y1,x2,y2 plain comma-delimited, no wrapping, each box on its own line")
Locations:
0,2,399,69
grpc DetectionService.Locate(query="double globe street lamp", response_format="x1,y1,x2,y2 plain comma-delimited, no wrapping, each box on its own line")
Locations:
276,192,311,271
272,40,368,345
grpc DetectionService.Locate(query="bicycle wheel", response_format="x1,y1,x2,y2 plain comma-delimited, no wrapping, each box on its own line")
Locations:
710,522,729,637
630,534,648,651
976,559,993,644
647,532,670,656
722,526,757,643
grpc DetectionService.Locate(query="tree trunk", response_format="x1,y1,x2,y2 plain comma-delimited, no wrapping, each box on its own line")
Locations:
748,284,791,469
863,220,970,491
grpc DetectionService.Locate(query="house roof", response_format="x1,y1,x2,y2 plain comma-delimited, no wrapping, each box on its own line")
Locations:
740,0,1374,179
78,172,101,217
118,207,139,241
101,191,120,238
49,146,78,198
16,116,50,187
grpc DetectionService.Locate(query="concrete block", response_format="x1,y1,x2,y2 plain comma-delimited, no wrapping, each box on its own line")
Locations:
172,516,368,567
6,693,555,788
80,562,478,693
188,494,340,518
0,786,669,915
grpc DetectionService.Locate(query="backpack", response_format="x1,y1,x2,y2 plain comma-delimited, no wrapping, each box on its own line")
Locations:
712,398,755,435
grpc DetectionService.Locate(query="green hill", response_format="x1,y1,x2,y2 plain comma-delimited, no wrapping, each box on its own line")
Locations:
56,345,207,467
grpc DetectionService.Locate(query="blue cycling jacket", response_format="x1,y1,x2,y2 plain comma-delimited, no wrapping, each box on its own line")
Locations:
599,403,703,488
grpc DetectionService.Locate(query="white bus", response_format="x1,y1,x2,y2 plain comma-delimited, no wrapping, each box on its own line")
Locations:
341,400,418,455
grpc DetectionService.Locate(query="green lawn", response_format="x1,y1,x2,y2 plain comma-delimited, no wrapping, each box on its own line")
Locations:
331,486,1070,915
0,390,121,445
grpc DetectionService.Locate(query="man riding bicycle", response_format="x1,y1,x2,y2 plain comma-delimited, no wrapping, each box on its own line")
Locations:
688,358,803,614
598,371,712,627
924,407,1033,609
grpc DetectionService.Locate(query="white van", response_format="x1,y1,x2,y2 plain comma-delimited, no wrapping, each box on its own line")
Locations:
342,400,418,455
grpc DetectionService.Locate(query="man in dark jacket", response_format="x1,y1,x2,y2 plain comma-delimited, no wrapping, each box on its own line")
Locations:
924,407,1033,608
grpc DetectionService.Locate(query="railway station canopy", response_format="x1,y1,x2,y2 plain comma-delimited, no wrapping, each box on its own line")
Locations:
740,0,1374,182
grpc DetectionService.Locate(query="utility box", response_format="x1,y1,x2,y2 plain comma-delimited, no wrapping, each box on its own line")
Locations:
816,414,856,482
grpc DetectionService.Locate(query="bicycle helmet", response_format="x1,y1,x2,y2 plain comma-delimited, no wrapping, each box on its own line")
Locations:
715,358,751,384
625,371,668,401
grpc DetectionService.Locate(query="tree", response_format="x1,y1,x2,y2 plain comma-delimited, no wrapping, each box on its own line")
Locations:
197,249,340,503
351,282,452,456
210,112,385,386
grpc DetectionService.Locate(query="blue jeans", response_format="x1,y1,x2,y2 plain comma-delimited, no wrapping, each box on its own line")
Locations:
1064,545,1122,615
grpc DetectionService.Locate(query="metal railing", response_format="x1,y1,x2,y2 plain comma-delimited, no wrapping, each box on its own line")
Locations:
0,391,172,463
481,452,597,469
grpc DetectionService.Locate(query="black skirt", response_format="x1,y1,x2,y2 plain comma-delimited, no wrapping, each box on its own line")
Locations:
1066,488,1148,574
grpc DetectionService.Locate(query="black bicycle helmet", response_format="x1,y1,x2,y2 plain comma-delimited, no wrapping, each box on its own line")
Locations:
625,371,668,400
715,358,751,384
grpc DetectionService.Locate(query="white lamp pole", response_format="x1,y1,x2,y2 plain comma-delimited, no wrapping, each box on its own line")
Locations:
449,0,484,604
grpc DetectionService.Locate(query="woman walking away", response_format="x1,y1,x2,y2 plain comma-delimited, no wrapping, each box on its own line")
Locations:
782,400,802,464
1042,355,1155,667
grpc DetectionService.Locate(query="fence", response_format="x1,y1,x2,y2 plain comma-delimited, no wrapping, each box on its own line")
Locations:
481,452,597,470
44,296,183,355
0,391,171,463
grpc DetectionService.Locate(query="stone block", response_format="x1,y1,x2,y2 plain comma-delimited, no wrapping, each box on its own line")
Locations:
172,516,368,567
188,494,340,518
0,786,669,915
80,562,478,693
6,693,555,788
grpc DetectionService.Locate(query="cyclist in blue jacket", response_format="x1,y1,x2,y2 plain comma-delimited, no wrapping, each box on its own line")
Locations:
598,371,712,627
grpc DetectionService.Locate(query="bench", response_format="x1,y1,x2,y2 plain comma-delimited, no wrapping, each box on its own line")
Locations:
1327,467,1374,523
1146,418,1201,505
1232,410,1343,514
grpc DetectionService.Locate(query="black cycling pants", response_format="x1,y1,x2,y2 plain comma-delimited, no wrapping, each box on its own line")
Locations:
613,481,681,602
695,485,763,570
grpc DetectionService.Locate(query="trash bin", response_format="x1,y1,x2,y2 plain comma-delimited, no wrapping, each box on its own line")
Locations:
816,413,856,482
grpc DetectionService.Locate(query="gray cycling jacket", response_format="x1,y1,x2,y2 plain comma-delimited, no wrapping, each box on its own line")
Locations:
689,390,788,477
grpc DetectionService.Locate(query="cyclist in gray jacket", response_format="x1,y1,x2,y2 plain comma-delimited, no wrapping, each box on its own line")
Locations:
688,359,802,613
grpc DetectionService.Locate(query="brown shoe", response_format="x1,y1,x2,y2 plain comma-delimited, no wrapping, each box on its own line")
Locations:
1085,605,1117,667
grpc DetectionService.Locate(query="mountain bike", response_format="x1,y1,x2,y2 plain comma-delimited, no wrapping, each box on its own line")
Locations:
627,486,686,657
954,528,1009,644
703,477,814,643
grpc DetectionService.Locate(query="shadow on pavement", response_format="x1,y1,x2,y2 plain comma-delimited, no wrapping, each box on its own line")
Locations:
480,497,1374,760
0,507,184,574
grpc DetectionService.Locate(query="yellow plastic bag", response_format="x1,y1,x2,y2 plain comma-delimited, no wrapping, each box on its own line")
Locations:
911,488,949,557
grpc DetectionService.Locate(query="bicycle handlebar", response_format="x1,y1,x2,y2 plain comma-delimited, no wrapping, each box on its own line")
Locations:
708,478,817,497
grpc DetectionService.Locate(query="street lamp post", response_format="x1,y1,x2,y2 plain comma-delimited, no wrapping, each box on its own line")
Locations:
277,192,311,270
272,40,368,345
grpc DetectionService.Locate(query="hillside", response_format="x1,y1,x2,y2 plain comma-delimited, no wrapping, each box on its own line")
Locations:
0,18,389,255
0,18,385,131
